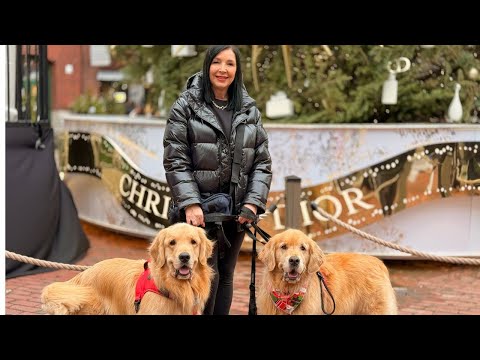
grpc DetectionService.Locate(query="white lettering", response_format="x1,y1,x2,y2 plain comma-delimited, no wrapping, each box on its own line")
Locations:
119,174,132,197
161,195,171,219
144,190,161,216
300,200,314,226
119,174,169,219
312,195,342,222
272,203,286,230
128,180,147,208
341,188,374,215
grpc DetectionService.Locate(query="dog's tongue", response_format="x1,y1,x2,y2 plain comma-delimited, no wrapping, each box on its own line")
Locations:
288,271,298,279
179,267,190,275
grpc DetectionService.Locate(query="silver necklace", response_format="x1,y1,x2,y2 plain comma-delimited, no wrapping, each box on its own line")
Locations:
212,101,227,110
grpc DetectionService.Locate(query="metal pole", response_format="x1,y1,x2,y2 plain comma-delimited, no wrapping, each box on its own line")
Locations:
15,45,23,120
285,175,302,229
26,45,31,120
8,45,17,121
38,45,48,121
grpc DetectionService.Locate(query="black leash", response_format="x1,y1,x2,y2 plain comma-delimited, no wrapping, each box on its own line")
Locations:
248,226,257,315
317,271,336,315
243,222,271,245
243,222,271,315
250,222,271,243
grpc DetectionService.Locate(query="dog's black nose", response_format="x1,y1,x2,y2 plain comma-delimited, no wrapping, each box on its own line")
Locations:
179,252,190,263
289,256,300,267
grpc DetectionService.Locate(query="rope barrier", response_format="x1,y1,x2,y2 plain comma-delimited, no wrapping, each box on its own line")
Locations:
310,202,480,266
6,202,479,270
5,250,90,271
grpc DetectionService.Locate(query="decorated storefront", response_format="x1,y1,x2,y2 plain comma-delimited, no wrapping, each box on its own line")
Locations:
57,114,480,258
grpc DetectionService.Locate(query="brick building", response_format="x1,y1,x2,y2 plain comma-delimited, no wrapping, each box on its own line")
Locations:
48,45,100,110
47,45,127,112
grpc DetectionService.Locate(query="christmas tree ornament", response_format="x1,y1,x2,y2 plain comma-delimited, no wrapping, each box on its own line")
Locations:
382,57,411,105
266,91,294,119
381,73,398,105
468,67,479,80
171,45,197,57
470,109,479,123
447,83,463,122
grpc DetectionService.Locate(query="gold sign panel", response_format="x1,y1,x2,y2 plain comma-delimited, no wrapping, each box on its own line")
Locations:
58,131,479,241
262,142,479,241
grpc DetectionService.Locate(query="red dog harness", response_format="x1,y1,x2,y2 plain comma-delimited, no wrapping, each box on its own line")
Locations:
134,261,172,313
134,261,201,314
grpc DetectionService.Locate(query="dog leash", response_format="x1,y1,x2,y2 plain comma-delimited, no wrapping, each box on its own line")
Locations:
243,222,271,315
317,271,336,315
249,226,258,316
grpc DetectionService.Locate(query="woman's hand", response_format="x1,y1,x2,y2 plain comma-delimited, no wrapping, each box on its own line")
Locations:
185,204,205,227
237,204,257,224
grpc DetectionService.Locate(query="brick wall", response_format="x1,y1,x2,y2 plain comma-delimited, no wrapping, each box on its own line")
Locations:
48,45,100,110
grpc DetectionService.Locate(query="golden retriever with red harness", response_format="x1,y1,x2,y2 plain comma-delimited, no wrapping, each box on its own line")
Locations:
257,229,397,315
41,223,214,315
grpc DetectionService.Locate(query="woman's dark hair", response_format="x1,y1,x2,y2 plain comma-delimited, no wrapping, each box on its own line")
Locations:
202,45,243,112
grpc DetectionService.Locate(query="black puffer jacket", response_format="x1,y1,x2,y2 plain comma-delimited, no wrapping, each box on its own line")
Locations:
163,72,272,215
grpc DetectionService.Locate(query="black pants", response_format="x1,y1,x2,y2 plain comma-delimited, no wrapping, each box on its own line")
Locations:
203,220,245,315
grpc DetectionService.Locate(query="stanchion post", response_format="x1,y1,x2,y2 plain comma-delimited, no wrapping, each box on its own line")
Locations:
285,175,301,229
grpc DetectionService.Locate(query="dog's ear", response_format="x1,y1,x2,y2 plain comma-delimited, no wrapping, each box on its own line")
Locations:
197,227,213,266
307,238,325,273
258,236,276,272
149,229,166,268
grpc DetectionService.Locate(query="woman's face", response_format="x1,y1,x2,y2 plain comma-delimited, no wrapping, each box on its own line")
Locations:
209,48,237,98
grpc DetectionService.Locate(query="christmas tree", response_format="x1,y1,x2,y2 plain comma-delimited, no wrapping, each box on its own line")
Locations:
111,45,480,123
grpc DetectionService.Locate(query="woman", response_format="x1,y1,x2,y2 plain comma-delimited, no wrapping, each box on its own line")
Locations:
163,45,272,315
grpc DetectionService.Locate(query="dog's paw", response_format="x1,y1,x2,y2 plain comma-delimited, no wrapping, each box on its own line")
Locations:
41,302,72,315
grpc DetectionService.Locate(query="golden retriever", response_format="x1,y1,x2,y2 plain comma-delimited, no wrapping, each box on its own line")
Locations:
257,229,397,315
41,223,214,315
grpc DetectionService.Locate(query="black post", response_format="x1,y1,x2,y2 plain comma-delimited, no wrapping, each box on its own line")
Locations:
285,175,302,229
38,45,49,121
6,45,10,121
26,45,31,120
15,45,23,120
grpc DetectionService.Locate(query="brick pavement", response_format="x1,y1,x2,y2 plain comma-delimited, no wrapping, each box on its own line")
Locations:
5,222,480,315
